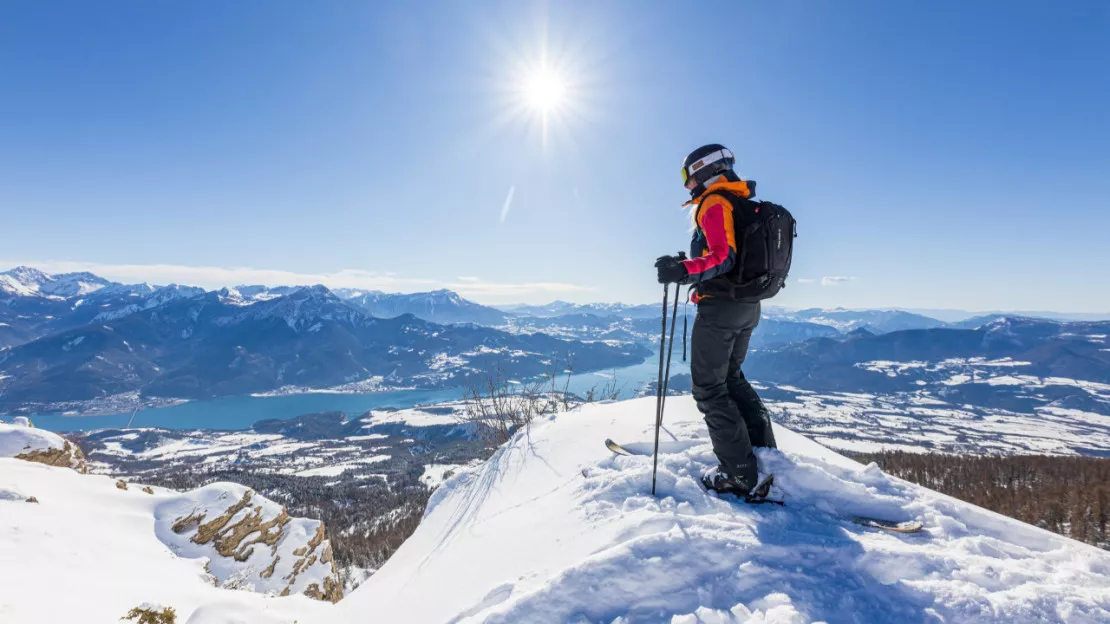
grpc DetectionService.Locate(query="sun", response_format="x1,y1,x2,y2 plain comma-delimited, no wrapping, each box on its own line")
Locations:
494,34,596,150
522,67,567,114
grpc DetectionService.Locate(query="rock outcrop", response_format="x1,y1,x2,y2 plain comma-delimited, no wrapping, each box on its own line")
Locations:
155,483,343,602
0,419,87,473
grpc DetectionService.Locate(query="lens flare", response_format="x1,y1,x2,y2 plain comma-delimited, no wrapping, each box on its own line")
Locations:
522,67,567,114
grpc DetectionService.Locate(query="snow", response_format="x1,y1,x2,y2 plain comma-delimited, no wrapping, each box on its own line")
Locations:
344,397,1110,623
0,274,37,297
3,397,1110,623
360,404,466,427
419,463,468,488
344,433,388,441
292,456,390,477
0,459,328,623
0,421,66,457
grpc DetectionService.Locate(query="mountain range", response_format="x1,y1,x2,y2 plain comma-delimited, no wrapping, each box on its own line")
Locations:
4,266,1109,418
0,268,649,413
334,288,512,326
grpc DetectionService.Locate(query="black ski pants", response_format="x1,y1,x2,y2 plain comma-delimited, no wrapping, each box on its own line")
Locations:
690,298,777,489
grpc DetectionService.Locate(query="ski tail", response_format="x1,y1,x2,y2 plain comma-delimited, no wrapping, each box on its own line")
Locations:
851,517,923,533
605,438,635,456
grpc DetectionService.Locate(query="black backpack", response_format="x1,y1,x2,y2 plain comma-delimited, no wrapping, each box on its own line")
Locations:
704,191,797,302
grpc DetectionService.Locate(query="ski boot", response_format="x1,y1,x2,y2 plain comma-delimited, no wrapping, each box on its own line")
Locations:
701,466,782,505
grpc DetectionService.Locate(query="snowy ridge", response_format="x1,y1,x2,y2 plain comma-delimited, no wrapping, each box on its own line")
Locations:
0,419,87,472
346,397,1110,623
0,266,112,298
93,283,207,322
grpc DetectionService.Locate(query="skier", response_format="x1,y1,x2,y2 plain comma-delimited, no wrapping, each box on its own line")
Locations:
655,143,793,497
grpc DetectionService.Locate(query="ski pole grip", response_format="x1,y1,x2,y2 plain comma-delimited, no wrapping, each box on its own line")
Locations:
677,251,687,260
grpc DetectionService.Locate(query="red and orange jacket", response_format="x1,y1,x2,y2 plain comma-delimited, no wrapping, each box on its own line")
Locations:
681,179,755,300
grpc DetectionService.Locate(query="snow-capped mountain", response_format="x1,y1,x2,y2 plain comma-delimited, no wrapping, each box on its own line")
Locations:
0,285,650,411
768,306,947,334
336,288,512,326
230,284,301,303
747,316,1110,418
0,266,113,298
501,300,659,319
91,283,207,322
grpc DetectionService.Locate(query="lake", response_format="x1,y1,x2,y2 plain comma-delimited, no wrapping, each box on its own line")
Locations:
29,350,689,432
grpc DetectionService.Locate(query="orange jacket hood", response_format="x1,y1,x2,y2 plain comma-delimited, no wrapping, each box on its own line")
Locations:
683,179,755,206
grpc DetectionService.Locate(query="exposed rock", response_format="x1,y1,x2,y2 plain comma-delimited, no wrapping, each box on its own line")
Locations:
156,483,343,602
25,496,38,504
116,479,129,491
13,440,88,474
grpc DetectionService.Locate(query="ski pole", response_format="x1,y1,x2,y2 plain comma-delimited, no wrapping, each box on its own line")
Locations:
651,282,669,496
652,252,685,497
659,279,682,424
659,252,685,413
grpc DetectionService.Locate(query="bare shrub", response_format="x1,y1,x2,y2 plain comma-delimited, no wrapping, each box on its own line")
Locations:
461,365,562,450
461,360,622,452
121,605,176,624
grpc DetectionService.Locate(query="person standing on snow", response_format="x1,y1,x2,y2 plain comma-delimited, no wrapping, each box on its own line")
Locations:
654,143,795,497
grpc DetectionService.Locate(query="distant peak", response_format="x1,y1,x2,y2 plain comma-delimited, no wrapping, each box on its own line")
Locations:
2,266,51,284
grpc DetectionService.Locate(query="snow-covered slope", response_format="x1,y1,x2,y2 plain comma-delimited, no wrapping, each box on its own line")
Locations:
0,459,336,623
0,418,87,472
343,397,1110,623
3,398,1110,623
1,424,343,622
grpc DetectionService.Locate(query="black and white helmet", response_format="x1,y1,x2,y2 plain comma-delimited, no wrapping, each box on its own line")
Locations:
682,144,735,197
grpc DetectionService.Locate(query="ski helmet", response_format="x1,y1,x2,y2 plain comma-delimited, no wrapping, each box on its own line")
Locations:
682,144,735,197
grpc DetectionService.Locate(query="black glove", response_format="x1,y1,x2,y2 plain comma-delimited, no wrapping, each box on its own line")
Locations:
655,255,688,284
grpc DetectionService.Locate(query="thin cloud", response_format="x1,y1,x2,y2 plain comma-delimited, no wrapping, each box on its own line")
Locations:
821,276,858,286
1,259,592,304
500,185,516,223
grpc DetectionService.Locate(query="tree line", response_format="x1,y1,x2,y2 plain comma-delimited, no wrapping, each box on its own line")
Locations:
850,451,1109,550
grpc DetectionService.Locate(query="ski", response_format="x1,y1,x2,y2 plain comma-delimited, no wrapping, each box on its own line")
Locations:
851,517,924,534
605,439,922,530
605,438,634,456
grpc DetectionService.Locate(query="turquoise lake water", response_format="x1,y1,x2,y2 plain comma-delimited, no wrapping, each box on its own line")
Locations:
29,351,689,432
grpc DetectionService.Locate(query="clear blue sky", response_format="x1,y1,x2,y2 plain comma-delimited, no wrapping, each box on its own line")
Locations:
1,1,1107,310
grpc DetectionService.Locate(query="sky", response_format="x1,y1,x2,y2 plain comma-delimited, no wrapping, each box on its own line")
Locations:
1,1,1108,310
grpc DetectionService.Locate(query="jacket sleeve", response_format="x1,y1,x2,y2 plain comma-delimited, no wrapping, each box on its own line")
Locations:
681,200,736,283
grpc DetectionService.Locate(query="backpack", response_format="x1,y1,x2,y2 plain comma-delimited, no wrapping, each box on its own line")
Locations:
701,191,797,302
